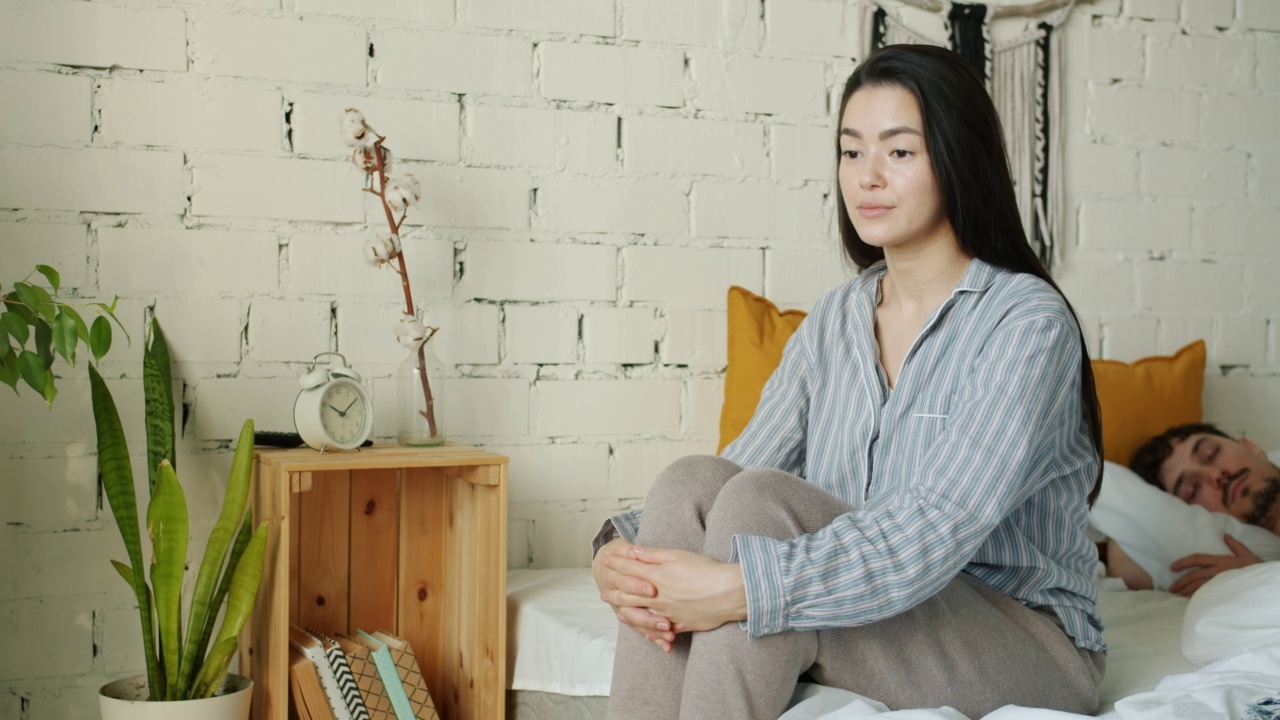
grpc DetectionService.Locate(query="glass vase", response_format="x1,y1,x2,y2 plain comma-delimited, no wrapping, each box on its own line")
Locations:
397,332,447,446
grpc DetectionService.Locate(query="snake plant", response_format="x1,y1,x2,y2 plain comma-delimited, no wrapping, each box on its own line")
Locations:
91,318,268,700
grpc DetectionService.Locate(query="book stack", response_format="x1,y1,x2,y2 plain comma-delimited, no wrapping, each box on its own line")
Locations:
288,625,440,720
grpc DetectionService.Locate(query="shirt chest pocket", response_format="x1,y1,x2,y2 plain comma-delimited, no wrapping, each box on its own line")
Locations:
904,394,953,460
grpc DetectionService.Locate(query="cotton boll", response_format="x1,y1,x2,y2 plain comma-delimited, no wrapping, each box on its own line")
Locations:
393,313,427,349
363,234,401,268
384,174,421,211
339,108,376,149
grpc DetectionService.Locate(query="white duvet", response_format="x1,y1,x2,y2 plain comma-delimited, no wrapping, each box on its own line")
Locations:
508,564,1280,720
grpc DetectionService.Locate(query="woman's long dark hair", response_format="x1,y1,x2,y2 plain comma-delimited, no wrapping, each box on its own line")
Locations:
837,44,1104,503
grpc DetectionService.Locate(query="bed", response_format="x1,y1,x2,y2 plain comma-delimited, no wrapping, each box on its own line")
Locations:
506,563,1280,719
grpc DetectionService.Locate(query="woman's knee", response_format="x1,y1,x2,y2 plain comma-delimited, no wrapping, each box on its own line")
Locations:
646,454,741,506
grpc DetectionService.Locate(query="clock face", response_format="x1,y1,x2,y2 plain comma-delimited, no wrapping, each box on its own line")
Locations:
319,380,370,445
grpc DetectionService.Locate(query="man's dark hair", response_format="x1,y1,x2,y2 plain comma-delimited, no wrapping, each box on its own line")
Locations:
1129,423,1233,489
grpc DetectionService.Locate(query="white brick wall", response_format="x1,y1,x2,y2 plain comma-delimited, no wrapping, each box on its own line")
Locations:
2,1,1278,710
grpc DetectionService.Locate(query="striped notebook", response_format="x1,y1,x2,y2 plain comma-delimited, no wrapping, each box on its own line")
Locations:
309,628,372,720
289,625,353,720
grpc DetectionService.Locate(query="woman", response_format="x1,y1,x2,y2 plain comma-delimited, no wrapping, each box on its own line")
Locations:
593,44,1106,719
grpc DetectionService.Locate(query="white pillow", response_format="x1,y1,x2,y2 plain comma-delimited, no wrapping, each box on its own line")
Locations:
1182,561,1280,666
1088,454,1280,591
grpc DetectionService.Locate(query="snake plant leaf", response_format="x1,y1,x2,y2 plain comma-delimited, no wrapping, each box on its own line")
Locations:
52,309,78,367
90,364,162,698
189,510,254,674
143,319,175,495
34,264,60,294
147,460,188,701
190,637,238,700
192,521,267,699
89,316,113,363
176,419,255,697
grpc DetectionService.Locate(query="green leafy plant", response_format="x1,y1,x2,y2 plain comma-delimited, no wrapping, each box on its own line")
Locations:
92,318,268,700
2,264,126,405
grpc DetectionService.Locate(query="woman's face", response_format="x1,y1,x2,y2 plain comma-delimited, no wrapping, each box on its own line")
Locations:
838,84,954,256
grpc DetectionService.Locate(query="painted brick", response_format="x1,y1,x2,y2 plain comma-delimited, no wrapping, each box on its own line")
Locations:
1063,140,1138,195
509,518,531,567
0,71,90,144
470,105,615,173
765,247,852,310
614,440,715,499
765,0,859,57
377,30,532,96
692,182,827,241
1182,0,1234,29
624,116,766,177
292,94,459,161
1140,147,1247,200
193,14,365,85
687,377,724,437
0,223,87,289
0,2,185,71
1056,252,1136,313
1248,262,1280,315
152,298,244,362
1136,261,1244,313
0,457,96,528
335,300,408,367
522,505,608,567
402,165,531,229
437,377,531,437
191,378,300,439
540,43,683,107
1240,0,1280,31
1126,0,1178,20
459,240,616,302
623,246,762,308
426,303,501,365
1198,205,1280,257
466,0,614,37
0,609,91,679
1079,200,1192,252
1086,26,1144,81
661,309,726,369
288,232,453,302
622,0,761,48
98,228,279,294
102,607,146,674
1215,315,1266,366
1099,316,1160,361
297,0,452,22
192,156,363,222
1162,316,1214,358
1146,35,1252,90
99,80,280,152
1204,94,1280,148
489,442,610,502
0,148,185,214
1204,376,1280,442
1261,36,1280,91
537,379,681,436
539,175,686,235
1090,86,1197,143
772,124,836,183
583,307,656,364
22,685,102,720
0,530,119,601
505,304,579,364
247,299,332,362
690,52,827,116
1259,152,1280,201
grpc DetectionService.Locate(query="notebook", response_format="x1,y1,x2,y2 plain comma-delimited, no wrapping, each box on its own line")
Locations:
289,625,354,720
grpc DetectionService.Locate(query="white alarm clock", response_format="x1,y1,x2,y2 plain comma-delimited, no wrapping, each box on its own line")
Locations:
293,352,373,452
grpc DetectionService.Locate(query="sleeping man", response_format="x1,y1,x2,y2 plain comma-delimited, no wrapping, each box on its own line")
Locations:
1106,423,1279,596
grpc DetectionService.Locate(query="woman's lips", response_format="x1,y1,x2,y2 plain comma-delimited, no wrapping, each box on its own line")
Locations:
858,203,892,218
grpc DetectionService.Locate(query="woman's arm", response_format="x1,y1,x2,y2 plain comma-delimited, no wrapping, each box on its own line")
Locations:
1105,539,1153,590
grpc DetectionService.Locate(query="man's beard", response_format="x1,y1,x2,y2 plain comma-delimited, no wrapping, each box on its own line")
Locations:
1242,475,1280,532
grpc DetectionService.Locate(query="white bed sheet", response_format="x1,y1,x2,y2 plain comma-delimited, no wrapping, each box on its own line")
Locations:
506,569,1274,719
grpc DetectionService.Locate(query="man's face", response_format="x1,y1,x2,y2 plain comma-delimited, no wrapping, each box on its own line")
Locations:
1158,433,1280,532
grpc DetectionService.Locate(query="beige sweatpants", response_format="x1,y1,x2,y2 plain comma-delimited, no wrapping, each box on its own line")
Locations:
606,455,1105,720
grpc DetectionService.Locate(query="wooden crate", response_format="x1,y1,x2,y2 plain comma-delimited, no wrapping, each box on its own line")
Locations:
240,444,508,720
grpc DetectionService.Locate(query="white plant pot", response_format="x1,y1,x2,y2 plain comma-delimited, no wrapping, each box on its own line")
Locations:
99,674,252,720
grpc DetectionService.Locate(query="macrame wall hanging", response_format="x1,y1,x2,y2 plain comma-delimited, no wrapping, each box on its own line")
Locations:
857,0,1084,272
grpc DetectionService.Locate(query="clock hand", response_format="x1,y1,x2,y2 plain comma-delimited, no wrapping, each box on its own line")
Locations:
343,398,358,413
327,403,347,417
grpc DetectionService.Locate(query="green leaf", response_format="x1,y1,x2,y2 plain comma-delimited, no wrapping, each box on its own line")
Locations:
1,312,28,346
17,350,50,398
0,347,18,392
15,283,56,322
33,319,53,368
4,291,34,322
13,283,41,315
90,365,163,697
92,299,131,345
147,460,189,701
90,316,113,363
190,510,254,680
52,310,78,367
190,521,266,699
34,265,61,294
61,305,89,344
144,318,175,495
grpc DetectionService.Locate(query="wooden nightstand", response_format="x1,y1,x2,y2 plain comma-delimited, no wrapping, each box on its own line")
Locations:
240,444,508,720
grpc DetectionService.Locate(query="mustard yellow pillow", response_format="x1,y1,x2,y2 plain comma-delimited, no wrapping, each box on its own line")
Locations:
1091,339,1205,466
718,286,808,453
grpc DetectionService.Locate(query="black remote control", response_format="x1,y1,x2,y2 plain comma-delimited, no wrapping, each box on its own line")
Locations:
253,430,305,448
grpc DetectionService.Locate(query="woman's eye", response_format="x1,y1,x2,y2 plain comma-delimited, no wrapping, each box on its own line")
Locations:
840,149,860,159
890,148,912,158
